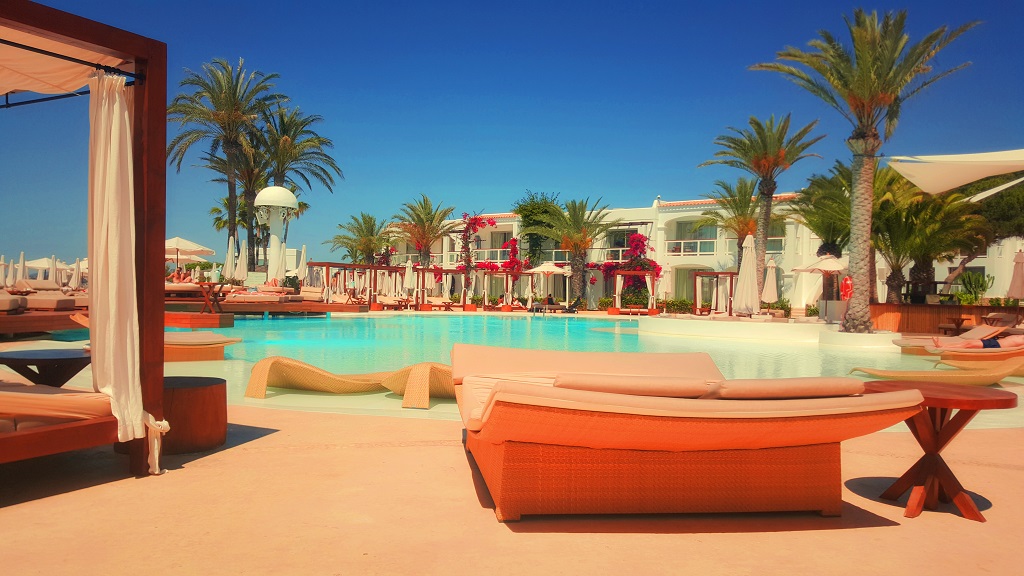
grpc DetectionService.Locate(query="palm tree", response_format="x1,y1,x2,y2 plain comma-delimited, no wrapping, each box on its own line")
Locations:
523,198,622,299
326,213,392,264
691,178,759,270
393,194,457,264
908,193,991,297
209,196,247,235
201,150,270,269
699,114,823,295
167,58,284,247
872,191,921,303
262,106,344,191
283,190,310,244
751,9,978,332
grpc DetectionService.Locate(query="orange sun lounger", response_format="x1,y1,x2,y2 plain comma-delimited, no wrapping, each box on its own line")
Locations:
452,344,923,522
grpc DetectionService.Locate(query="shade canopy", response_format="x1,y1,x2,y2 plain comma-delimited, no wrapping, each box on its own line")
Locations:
1008,250,1024,300
165,236,214,257
888,149,1024,195
527,261,570,276
0,23,132,96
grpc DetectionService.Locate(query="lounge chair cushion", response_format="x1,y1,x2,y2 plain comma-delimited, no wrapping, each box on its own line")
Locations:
0,387,112,420
16,279,62,291
0,294,27,311
24,294,76,310
553,373,709,398
701,377,865,400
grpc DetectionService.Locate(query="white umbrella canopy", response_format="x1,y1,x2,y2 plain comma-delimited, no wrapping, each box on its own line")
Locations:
761,258,779,305
794,254,849,322
234,238,249,284
271,241,287,281
15,251,25,283
169,254,209,265
732,235,759,315
223,236,236,282
295,245,308,282
5,254,17,286
403,259,416,293
69,258,82,291
165,236,215,266
1008,250,1024,300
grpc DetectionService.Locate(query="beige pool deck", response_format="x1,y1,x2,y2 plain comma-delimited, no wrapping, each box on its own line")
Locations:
2,331,1023,575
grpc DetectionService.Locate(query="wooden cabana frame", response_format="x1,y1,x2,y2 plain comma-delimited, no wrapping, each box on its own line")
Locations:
607,269,660,316
693,271,737,315
0,1,167,474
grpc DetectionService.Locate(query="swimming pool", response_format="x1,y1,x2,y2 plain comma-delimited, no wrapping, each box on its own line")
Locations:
209,313,937,379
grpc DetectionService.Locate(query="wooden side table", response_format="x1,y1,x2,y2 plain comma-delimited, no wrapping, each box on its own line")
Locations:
0,349,91,387
863,380,1018,522
162,376,227,454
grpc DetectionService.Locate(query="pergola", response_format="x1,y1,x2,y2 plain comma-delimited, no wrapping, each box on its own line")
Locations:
0,1,167,474
692,271,737,315
612,269,659,310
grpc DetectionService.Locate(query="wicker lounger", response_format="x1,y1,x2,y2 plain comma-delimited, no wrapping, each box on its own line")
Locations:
851,357,1024,386
245,356,454,409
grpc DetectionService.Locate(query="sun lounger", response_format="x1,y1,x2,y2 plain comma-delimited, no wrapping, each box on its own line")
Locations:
223,293,291,303
939,358,1024,376
892,325,1006,350
452,344,923,521
0,381,119,461
924,343,1024,362
69,314,240,361
244,356,454,409
1,293,27,314
850,357,1024,386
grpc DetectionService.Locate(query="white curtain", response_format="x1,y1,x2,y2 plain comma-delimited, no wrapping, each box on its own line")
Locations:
614,274,623,308
87,72,144,442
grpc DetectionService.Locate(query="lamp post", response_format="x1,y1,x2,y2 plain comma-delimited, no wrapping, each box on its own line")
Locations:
254,186,298,282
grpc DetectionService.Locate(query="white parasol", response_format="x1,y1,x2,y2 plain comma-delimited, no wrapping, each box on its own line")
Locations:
165,236,215,267
1007,250,1024,300
403,258,416,295
761,258,779,306
295,245,308,282
69,258,82,291
732,236,758,315
794,255,848,322
234,238,248,284
223,236,236,282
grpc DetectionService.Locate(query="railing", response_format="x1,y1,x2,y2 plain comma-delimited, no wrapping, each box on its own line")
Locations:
538,250,572,263
665,239,716,256
396,253,444,266
473,249,509,262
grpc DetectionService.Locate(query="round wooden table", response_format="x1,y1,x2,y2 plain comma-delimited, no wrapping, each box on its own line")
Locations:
0,349,91,387
162,376,227,454
863,380,1018,522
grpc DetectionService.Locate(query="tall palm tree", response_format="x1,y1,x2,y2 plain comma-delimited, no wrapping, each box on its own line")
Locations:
872,191,921,303
262,106,344,191
523,198,622,299
326,213,392,264
393,194,457,264
209,196,247,235
691,178,759,270
201,150,270,269
283,190,310,244
752,9,977,332
699,114,823,295
167,58,284,247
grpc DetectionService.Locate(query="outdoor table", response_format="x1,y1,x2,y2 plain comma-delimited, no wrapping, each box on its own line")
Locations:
0,349,92,387
948,317,967,333
863,380,1018,522
196,282,226,314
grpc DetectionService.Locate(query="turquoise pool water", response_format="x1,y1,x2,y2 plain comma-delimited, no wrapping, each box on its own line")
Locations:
204,314,938,379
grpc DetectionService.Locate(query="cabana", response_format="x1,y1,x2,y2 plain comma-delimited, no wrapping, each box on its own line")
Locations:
692,271,737,315
0,1,167,474
607,269,660,316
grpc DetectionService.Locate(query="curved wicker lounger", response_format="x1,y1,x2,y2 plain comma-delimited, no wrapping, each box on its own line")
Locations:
71,313,241,361
939,358,1024,377
245,356,454,409
924,344,1024,361
850,357,1024,387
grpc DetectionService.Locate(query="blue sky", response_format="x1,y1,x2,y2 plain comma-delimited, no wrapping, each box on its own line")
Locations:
2,0,1021,264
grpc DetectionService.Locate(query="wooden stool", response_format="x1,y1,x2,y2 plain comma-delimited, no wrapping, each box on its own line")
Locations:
162,376,227,454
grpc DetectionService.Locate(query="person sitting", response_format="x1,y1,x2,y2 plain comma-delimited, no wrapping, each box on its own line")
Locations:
545,294,555,305
180,268,194,283
932,334,1024,349
167,267,185,282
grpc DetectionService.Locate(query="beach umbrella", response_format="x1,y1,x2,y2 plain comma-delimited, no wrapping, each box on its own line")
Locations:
48,254,58,283
296,245,308,283
403,259,416,295
16,251,25,283
69,258,82,290
272,241,287,281
234,238,248,284
165,236,215,267
1008,250,1024,300
5,254,16,287
794,255,849,322
761,258,779,306
733,236,759,315
223,236,236,282
0,255,5,288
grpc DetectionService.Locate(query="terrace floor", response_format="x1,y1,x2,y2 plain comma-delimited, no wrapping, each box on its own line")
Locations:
1,403,1022,575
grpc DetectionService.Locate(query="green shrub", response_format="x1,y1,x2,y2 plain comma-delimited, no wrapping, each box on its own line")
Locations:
488,295,501,306
955,292,978,306
989,297,1003,307
805,304,819,317
620,291,649,307
451,292,461,303
282,276,300,290
656,298,693,313
597,297,614,311
958,271,994,301
470,295,484,305
769,297,792,317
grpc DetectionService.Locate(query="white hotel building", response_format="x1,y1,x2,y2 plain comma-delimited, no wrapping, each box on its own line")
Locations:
392,194,1023,311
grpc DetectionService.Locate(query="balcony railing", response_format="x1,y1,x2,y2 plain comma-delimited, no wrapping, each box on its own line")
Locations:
665,239,716,256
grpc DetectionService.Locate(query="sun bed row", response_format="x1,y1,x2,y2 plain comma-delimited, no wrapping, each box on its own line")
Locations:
452,344,923,521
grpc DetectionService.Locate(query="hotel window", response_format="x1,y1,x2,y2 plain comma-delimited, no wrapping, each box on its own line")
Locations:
675,222,717,255
766,222,786,253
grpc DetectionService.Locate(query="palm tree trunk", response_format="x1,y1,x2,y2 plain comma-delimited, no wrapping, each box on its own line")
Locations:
841,138,881,333
942,252,981,291
570,253,585,300
754,181,776,297
885,270,905,304
868,248,878,303
226,166,238,252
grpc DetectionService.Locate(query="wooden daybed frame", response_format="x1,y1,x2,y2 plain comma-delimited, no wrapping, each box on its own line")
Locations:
0,1,166,474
